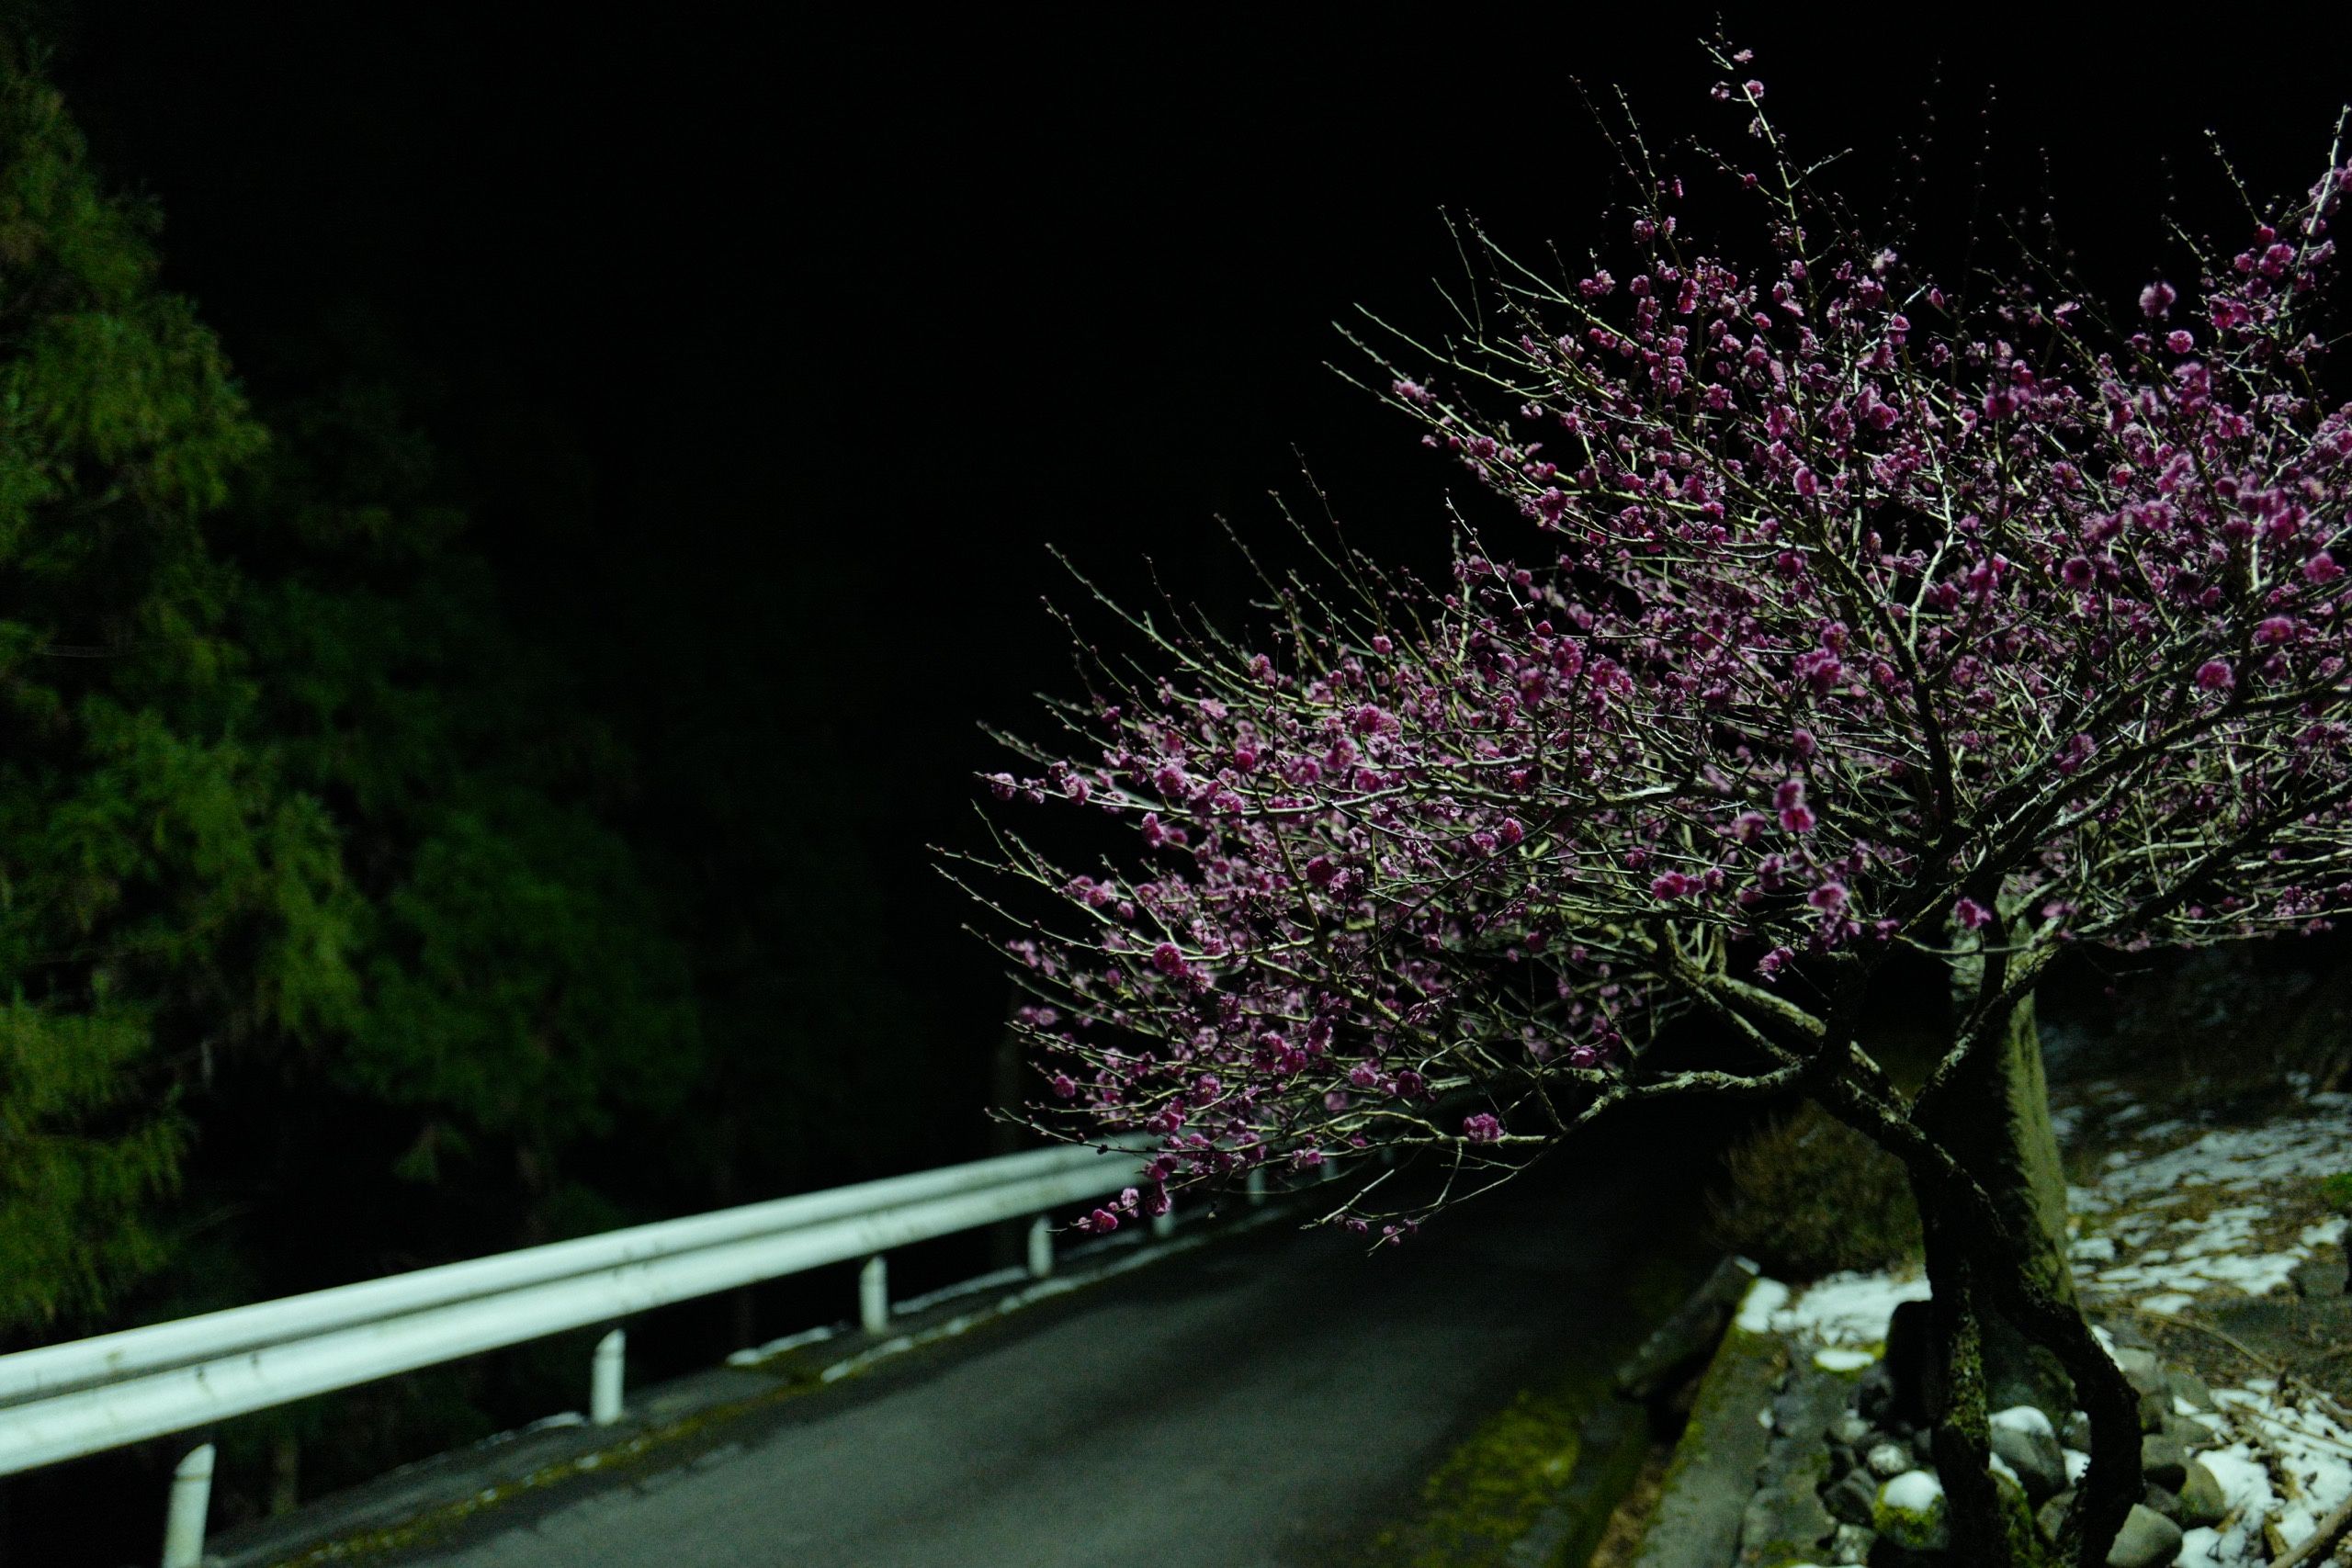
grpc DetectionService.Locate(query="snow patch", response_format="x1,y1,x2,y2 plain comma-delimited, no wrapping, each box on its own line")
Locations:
2058,1089,2352,1565
1745,1269,1929,1345
1736,1278,1791,1333
2189,1382,2352,1563
1990,1405,2055,1439
1883,1469,1944,1511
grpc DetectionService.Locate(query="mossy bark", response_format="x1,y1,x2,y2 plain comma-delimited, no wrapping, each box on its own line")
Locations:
1894,996,2139,1566
1921,1239,2011,1565
1917,995,2075,1315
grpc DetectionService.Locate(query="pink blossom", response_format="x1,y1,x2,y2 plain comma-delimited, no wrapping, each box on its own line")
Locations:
979,81,2352,1315
1462,1113,1503,1144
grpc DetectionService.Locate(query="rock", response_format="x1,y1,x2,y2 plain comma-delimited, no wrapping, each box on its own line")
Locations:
1854,1361,1896,1425
1867,1441,1913,1478
2038,1489,2075,1547
1872,1471,1949,1553
1828,1521,1876,1565
2143,1483,2182,1522
1772,1383,1840,1443
1983,1318,2076,1422
1883,1299,1936,1426
2105,1502,2184,1568
1991,1466,2043,1558
1738,1470,1836,1567
2115,1346,2168,1399
2177,1458,2229,1528
2290,1254,2341,1298
1738,1366,1845,1567
1824,1469,1878,1529
2162,1412,2211,1448
1830,1411,1872,1447
2171,1370,2216,1412
1988,1407,2069,1502
2142,1431,2188,1492
2064,1409,2095,1450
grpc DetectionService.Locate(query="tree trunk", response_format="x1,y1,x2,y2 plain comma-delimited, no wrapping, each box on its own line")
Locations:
1906,994,2079,1414
1918,995,2075,1316
1919,1233,2007,1565
1901,995,2142,1566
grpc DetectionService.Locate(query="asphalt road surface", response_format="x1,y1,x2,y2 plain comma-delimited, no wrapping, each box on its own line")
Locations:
384,1132,1710,1568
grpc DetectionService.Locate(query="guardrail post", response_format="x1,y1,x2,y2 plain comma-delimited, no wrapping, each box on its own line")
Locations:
591,1328,626,1426
1025,1216,1053,1279
160,1441,213,1568
859,1255,889,1335
1245,1168,1266,1206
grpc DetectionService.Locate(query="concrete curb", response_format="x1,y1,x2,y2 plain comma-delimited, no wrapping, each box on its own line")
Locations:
1626,1316,1791,1568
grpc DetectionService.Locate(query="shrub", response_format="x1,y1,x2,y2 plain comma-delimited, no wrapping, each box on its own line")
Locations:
1708,1100,1923,1279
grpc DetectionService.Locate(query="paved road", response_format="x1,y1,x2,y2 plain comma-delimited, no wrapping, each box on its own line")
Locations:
385,1132,1709,1568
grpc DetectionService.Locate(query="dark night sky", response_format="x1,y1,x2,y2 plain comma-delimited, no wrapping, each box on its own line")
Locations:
29,3,2352,1111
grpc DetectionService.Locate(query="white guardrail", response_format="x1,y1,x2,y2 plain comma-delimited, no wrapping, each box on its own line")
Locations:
0,1136,1196,1568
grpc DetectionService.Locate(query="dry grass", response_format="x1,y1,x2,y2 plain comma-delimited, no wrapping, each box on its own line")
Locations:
1706,1099,1924,1280
1581,1439,1672,1568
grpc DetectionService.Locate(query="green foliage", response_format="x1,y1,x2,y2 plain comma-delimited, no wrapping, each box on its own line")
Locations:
0,43,354,1330
2320,1172,2352,1212
1707,1099,1924,1279
219,313,699,1202
0,45,701,1347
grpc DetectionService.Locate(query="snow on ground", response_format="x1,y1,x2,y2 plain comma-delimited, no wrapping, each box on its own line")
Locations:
1736,1267,1928,1349
1729,1084,2348,1565
2175,1380,2352,1568
2065,1082,2352,1566
2067,1089,2349,1314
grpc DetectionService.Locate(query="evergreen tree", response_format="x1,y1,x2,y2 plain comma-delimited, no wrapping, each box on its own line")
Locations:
0,39,355,1332
210,319,702,1278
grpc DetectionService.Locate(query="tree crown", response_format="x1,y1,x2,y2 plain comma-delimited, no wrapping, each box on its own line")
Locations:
962,48,2352,1236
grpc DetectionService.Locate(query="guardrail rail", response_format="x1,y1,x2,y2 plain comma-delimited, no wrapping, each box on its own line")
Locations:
0,1135,1219,1567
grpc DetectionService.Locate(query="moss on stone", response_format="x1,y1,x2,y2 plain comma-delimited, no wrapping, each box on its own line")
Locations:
1872,1476,1950,1551
1355,1253,1705,1567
